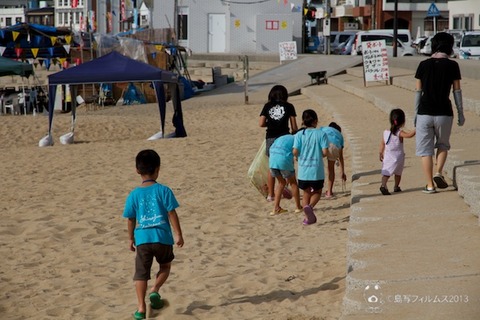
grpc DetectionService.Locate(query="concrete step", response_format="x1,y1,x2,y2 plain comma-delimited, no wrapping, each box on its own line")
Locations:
302,77,480,319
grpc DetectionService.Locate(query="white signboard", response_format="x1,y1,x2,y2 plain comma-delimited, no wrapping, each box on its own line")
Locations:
362,40,390,83
279,41,297,62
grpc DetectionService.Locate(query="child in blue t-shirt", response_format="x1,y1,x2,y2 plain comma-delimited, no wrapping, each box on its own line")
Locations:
319,122,347,198
293,109,329,225
123,149,184,320
268,133,303,216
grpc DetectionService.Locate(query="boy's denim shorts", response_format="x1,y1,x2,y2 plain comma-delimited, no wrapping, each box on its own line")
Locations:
133,243,174,281
270,168,295,179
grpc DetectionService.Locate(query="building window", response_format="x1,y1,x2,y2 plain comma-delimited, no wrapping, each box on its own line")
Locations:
16,17,22,24
266,20,279,30
464,14,473,31
452,16,461,30
6,18,12,26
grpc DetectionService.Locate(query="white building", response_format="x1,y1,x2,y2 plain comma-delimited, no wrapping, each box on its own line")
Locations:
149,1,302,54
54,0,85,30
0,7,26,27
448,0,479,30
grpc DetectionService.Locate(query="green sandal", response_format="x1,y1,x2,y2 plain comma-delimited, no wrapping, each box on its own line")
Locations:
133,310,145,320
149,292,164,309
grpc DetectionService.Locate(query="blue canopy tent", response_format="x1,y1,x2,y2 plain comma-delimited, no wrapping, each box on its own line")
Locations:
39,51,186,146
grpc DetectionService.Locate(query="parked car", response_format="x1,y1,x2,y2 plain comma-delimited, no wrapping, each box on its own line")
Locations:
420,36,433,55
352,33,416,57
413,36,427,54
329,31,357,54
333,34,356,55
459,31,480,59
352,29,413,56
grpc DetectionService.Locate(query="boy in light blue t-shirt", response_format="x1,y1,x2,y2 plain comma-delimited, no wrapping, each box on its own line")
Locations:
123,149,184,320
269,134,303,216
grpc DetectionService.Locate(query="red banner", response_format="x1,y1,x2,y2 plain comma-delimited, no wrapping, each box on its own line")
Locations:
72,0,78,8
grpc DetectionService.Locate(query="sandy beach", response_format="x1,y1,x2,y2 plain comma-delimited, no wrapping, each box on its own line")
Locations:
0,86,352,319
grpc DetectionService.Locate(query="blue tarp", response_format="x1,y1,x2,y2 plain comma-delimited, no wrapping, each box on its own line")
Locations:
123,83,147,105
46,51,187,140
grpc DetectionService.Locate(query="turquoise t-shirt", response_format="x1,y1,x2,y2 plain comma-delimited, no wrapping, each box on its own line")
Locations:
123,183,179,246
293,128,328,181
269,134,295,171
320,126,344,148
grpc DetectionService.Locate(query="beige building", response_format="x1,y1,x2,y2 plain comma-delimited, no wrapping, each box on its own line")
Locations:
448,0,480,30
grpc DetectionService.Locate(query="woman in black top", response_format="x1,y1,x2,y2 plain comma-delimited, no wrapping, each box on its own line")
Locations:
414,32,465,194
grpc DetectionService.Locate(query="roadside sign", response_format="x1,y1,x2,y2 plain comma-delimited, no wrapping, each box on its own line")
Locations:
362,40,390,86
279,41,297,62
426,2,440,17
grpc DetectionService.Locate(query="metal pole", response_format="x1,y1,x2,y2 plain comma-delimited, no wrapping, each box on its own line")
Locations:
325,0,330,55
174,0,178,45
371,0,376,29
241,55,249,104
393,0,398,57
302,0,307,54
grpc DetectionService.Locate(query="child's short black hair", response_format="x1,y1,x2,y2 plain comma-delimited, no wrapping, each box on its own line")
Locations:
136,149,161,175
329,122,341,132
302,109,318,127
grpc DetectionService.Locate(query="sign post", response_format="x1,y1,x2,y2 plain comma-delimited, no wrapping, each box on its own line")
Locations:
279,41,298,63
426,2,440,35
362,40,390,87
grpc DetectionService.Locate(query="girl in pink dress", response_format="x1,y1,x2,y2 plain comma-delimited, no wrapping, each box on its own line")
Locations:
379,109,416,195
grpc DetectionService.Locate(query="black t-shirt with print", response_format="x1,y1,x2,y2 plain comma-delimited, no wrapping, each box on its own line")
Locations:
260,101,297,139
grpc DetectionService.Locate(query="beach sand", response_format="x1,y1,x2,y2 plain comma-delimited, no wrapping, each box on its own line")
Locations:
0,87,351,319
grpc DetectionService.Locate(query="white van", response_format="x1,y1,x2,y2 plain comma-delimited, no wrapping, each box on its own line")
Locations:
352,29,414,56
459,31,480,59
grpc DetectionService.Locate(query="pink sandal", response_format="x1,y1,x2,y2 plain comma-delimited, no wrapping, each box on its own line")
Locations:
302,205,317,225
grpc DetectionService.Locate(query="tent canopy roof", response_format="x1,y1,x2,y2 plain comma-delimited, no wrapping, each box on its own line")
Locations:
48,51,178,85
0,56,34,78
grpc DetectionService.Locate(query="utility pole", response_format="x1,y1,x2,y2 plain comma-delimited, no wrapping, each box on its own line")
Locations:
393,0,398,57
371,0,376,29
324,0,331,55
302,0,307,53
